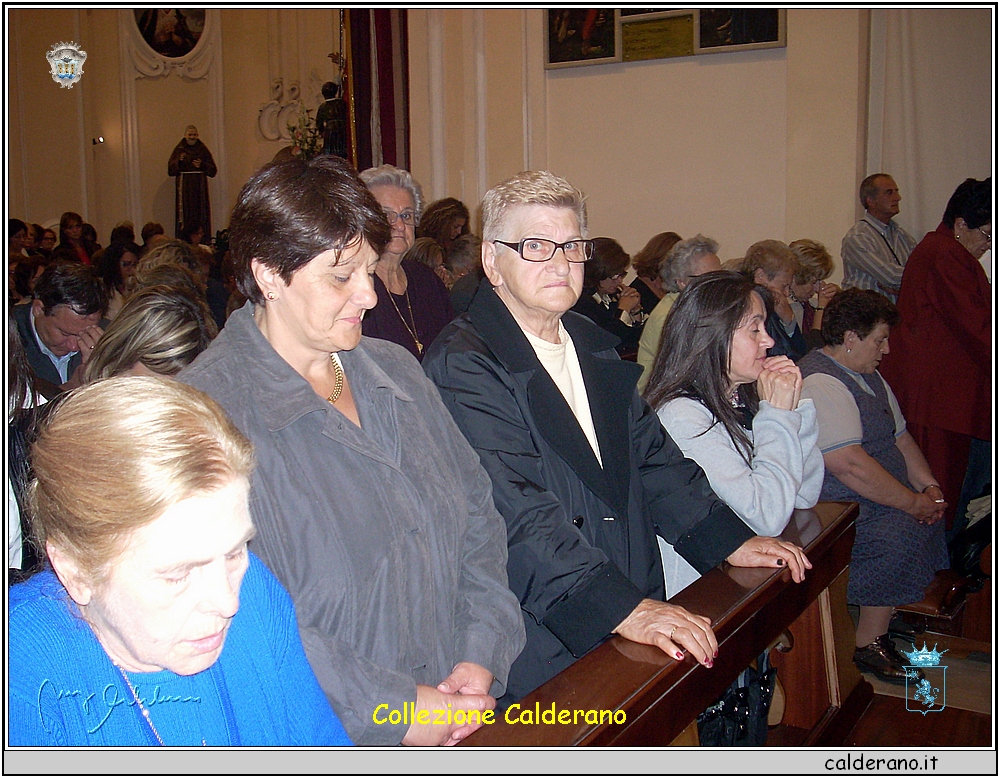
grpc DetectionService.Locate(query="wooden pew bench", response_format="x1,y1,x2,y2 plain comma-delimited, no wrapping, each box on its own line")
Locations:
462,501,868,747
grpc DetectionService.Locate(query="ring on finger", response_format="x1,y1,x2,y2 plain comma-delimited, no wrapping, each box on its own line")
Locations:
669,625,677,641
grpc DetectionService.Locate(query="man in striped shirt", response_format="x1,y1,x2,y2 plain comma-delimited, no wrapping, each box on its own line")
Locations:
840,173,917,302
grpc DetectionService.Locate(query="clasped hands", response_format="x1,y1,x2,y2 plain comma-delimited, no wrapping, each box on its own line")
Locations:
756,356,802,411
401,661,495,747
615,537,810,667
911,485,946,525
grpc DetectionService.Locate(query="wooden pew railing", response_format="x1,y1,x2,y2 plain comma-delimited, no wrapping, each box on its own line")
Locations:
463,501,870,747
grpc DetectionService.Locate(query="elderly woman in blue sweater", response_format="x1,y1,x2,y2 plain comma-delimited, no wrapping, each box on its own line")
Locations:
8,376,349,746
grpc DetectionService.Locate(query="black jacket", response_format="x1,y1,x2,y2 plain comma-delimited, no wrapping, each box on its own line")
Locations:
424,280,753,701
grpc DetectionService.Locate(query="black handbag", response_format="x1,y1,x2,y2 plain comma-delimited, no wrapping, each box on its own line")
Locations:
696,651,776,747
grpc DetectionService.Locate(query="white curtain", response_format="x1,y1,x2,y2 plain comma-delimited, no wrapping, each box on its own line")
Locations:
867,8,994,240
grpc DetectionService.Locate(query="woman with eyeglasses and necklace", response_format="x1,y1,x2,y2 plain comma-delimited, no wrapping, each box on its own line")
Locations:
358,165,454,362
424,170,809,704
879,177,992,534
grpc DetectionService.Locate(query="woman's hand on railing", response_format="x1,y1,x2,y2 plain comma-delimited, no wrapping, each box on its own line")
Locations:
726,536,812,583
614,598,718,667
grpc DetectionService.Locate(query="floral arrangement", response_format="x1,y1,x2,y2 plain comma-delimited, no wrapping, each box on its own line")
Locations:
287,108,323,161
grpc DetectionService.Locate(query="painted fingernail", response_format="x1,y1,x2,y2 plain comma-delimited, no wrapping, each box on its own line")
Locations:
706,660,714,668
714,650,718,658
675,651,684,660
776,558,785,566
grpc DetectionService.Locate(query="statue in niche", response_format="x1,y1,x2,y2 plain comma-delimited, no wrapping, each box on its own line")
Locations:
315,81,348,159
168,125,217,240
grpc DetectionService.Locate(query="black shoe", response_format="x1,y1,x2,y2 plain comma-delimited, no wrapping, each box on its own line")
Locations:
887,613,923,642
854,634,925,686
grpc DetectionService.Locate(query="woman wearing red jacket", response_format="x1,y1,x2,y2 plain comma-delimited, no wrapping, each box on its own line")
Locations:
879,177,991,531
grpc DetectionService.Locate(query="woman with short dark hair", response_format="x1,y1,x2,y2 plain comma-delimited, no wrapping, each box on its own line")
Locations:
800,288,948,685
52,211,94,265
629,230,682,316
180,155,523,746
570,236,644,354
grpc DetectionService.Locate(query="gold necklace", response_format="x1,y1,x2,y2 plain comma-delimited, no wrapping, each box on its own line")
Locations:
386,282,423,355
326,353,345,404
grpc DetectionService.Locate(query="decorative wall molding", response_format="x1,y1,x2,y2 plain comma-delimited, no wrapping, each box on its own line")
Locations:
121,9,217,80
258,80,305,142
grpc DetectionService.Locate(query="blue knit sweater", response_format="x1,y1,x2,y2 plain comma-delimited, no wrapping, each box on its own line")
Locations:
8,553,351,746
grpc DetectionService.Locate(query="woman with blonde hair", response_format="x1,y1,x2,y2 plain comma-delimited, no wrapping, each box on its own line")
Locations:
9,376,350,745
788,238,839,350
83,285,216,381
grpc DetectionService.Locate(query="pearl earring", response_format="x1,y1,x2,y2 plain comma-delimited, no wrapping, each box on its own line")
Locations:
267,292,276,300
846,348,852,353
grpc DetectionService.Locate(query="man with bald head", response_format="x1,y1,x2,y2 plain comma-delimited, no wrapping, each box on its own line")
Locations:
840,173,917,302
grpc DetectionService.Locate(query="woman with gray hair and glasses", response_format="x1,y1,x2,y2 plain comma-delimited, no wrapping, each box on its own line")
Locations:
424,171,809,704
358,164,453,361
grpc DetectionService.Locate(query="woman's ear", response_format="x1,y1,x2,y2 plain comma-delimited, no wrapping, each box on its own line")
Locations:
481,240,504,288
47,542,93,606
251,259,284,301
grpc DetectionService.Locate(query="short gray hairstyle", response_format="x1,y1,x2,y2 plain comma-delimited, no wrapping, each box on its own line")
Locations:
359,164,424,222
660,234,719,292
481,170,588,243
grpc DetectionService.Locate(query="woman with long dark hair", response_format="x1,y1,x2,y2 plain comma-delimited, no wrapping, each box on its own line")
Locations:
644,270,822,593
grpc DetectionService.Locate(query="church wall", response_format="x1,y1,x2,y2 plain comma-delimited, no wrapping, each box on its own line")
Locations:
8,8,991,277
408,9,991,282
7,8,343,243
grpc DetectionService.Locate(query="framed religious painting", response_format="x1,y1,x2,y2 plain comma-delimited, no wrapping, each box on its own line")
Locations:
695,9,786,54
134,9,206,59
546,9,621,69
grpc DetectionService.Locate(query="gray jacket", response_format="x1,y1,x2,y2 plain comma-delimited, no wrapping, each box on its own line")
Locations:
180,304,524,745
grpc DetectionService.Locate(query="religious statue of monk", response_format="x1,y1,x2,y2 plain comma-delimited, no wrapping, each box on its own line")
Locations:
168,125,217,240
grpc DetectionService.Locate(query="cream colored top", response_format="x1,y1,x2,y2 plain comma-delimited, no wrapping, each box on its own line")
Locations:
522,322,603,467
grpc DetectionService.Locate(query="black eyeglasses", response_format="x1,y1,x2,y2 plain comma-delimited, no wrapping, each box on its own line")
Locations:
493,238,594,263
383,208,416,226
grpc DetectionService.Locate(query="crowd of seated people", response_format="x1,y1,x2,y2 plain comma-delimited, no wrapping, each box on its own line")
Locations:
8,164,988,746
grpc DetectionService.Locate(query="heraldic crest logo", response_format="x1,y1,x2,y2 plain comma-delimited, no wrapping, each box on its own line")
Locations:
903,642,948,716
46,41,87,89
